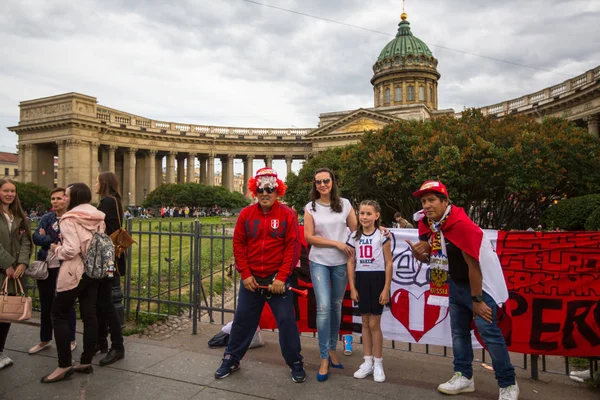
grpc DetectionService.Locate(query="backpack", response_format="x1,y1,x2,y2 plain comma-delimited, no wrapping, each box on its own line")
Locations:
84,230,116,279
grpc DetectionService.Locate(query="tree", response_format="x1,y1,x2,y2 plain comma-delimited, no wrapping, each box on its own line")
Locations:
15,182,51,212
288,110,600,229
284,147,352,213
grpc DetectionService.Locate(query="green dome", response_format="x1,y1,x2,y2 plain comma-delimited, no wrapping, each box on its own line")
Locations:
377,19,433,61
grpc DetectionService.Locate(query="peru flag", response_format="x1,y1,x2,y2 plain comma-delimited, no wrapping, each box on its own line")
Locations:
418,206,509,306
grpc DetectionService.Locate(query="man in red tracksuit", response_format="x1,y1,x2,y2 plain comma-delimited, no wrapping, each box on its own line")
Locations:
214,167,306,383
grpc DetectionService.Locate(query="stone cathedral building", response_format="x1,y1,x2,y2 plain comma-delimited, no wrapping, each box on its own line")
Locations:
9,13,600,205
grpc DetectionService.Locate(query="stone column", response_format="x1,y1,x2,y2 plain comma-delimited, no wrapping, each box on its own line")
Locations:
56,140,66,187
108,145,117,173
177,156,185,183
155,154,163,186
221,154,234,191
147,150,157,193
285,155,293,176
187,153,196,183
166,151,176,184
588,115,599,138
16,144,25,182
64,141,75,185
90,142,99,185
23,143,38,184
199,155,207,184
243,155,254,195
265,155,273,168
207,155,215,186
126,148,137,206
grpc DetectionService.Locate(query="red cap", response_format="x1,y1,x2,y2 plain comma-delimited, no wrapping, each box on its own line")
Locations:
413,180,449,198
255,167,278,179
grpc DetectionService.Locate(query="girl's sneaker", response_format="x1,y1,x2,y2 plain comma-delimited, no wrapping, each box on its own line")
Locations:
353,360,374,379
373,362,385,382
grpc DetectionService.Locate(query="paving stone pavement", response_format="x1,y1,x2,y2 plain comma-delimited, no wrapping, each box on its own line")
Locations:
0,322,597,400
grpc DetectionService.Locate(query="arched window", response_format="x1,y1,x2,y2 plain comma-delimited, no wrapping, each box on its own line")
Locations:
385,88,391,104
419,86,425,101
395,86,402,102
407,86,415,101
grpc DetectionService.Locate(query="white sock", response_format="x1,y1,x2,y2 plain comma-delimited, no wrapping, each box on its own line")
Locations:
364,355,374,366
374,357,383,366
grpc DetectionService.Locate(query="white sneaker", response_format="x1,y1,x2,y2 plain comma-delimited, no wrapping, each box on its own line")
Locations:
353,360,374,379
437,372,475,395
0,352,13,370
499,382,519,400
373,362,386,383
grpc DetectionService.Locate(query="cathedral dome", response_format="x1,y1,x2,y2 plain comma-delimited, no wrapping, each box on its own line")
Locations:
371,13,440,110
377,17,434,61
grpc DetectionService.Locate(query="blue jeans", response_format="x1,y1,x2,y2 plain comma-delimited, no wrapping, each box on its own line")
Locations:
224,280,303,366
449,279,515,388
310,261,347,359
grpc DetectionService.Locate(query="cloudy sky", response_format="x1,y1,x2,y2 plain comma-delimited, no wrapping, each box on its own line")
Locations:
1,0,599,178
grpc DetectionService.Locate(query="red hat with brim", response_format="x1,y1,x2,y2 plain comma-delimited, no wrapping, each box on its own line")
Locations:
413,180,449,198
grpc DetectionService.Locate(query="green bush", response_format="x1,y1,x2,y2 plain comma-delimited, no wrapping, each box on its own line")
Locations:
15,181,51,212
585,207,600,231
143,183,249,209
542,194,600,230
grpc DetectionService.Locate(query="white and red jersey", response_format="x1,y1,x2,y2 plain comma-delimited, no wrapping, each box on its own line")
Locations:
346,229,389,272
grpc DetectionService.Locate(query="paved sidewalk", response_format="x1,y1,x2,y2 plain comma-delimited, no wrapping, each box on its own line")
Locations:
0,322,596,400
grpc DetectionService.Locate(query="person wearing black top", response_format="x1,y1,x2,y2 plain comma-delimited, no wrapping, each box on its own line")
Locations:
94,172,125,366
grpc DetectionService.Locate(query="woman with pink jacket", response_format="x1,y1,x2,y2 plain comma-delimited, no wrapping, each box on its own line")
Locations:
41,183,106,383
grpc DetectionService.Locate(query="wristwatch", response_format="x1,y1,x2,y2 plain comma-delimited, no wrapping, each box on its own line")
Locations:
471,294,484,303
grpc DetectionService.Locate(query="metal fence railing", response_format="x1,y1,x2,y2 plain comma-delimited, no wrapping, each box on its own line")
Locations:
21,220,598,382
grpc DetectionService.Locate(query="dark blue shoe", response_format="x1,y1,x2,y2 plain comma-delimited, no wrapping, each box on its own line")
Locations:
290,361,306,383
329,356,344,369
215,357,240,379
317,363,329,382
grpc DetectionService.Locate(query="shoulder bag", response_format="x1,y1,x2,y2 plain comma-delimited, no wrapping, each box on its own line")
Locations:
108,196,136,259
24,259,49,280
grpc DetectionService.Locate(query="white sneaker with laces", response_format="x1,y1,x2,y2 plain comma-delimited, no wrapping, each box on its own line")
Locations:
353,360,374,379
437,372,475,395
499,382,519,400
0,352,13,369
373,362,386,383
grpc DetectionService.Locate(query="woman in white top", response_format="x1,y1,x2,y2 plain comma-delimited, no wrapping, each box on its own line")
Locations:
304,168,357,382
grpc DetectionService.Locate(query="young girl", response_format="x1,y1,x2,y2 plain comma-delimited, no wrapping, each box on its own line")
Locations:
346,200,392,383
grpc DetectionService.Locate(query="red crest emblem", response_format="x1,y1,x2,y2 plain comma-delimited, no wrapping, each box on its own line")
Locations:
271,219,279,229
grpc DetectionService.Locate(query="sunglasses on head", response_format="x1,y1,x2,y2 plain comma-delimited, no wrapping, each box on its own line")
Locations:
256,186,275,194
314,178,331,185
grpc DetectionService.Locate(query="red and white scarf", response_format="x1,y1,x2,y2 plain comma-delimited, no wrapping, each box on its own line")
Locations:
418,205,509,307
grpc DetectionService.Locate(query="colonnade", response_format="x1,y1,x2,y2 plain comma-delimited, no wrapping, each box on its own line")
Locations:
18,141,298,205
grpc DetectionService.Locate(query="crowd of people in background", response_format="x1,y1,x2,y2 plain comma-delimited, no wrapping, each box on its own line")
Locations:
28,205,235,223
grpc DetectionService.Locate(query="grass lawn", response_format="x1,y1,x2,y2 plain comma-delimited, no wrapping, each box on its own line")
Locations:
125,217,236,317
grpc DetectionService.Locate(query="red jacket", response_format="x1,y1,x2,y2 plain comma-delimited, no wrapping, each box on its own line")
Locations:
233,201,300,282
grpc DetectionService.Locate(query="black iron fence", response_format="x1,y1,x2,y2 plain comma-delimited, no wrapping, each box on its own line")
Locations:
22,220,598,382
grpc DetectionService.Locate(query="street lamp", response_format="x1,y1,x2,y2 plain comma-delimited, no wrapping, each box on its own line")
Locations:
143,188,147,200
